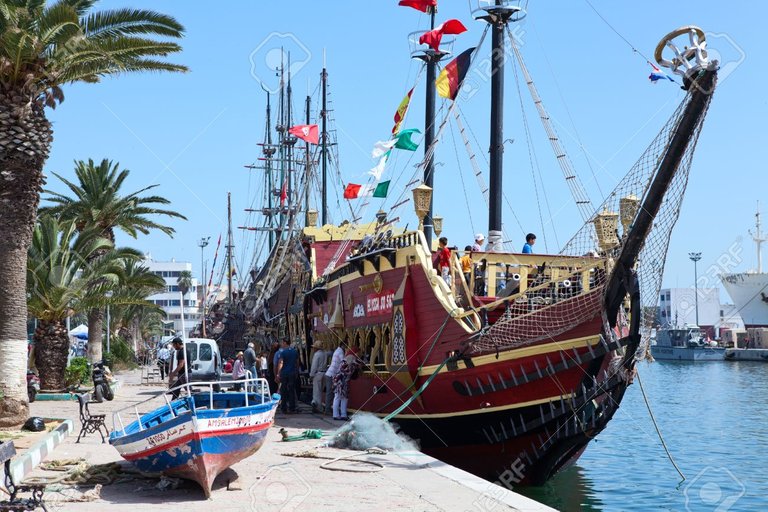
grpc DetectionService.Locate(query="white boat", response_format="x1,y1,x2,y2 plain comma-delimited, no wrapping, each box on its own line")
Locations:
721,204,768,329
650,326,725,362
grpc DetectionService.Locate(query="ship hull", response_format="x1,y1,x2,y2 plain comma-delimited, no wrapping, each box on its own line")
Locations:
721,273,768,328
110,392,278,497
650,345,725,361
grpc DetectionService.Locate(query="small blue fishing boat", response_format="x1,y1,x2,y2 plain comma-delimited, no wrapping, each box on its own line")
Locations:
109,377,279,497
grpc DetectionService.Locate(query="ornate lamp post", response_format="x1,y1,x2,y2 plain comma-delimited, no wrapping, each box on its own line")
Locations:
412,184,433,233
689,252,702,326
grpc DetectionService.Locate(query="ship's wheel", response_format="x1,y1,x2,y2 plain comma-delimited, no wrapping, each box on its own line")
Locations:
654,25,711,81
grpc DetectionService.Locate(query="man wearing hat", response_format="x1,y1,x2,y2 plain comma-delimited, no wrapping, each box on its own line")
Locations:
472,233,485,252
308,340,329,413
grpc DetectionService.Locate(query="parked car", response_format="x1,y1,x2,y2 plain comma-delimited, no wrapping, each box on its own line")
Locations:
173,338,222,390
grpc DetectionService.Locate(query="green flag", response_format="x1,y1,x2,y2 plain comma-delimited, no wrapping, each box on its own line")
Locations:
394,128,421,151
372,180,390,198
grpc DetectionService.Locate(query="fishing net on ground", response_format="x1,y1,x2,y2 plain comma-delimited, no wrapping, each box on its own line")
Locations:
469,71,716,361
324,412,419,452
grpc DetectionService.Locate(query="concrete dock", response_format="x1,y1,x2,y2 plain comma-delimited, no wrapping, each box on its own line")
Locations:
25,369,554,512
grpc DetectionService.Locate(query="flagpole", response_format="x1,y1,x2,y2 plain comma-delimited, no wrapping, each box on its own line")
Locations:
422,7,437,249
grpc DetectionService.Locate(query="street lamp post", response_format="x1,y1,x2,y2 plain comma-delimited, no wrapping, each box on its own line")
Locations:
688,252,702,326
198,237,210,337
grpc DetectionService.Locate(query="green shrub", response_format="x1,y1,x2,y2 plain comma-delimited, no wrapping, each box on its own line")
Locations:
64,357,89,388
105,336,137,371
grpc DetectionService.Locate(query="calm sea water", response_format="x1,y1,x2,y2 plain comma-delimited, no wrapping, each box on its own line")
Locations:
517,361,768,511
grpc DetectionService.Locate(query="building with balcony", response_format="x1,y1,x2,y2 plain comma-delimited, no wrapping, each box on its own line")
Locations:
144,257,200,337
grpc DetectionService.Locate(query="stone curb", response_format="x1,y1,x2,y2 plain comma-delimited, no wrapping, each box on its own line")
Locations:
9,419,74,483
36,379,122,401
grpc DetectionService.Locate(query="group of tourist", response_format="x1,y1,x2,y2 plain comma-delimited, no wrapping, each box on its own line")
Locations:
435,232,538,287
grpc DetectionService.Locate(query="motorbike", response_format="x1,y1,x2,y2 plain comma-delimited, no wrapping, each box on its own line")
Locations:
26,371,40,403
91,361,114,402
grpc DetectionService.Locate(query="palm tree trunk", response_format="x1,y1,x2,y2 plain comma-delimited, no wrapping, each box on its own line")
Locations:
34,320,70,391
87,308,104,363
0,94,52,427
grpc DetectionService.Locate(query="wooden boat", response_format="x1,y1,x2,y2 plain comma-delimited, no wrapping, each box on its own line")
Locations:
109,377,279,497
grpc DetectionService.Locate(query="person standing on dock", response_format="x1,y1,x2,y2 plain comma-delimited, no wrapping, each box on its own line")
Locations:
324,343,344,416
309,340,328,413
244,342,257,390
232,352,246,391
275,338,299,414
168,337,188,399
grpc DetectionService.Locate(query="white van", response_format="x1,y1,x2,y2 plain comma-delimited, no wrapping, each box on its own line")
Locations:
171,338,222,387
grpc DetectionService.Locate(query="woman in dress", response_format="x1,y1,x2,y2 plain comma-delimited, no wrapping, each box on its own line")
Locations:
332,346,360,420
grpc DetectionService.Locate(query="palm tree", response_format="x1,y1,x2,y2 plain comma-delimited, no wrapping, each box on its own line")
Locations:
42,159,187,363
176,270,193,336
111,259,165,351
0,0,186,426
26,215,138,390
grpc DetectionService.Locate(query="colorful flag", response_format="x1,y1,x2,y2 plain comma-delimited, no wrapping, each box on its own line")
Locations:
398,0,436,13
392,87,414,135
344,180,391,199
436,47,475,100
393,128,421,151
372,140,396,159
288,124,319,144
419,19,467,51
648,63,674,83
368,151,390,180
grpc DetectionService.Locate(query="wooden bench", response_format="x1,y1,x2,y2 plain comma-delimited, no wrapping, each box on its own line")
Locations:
75,393,109,443
0,441,46,511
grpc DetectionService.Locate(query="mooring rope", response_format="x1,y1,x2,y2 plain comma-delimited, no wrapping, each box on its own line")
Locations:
636,370,686,482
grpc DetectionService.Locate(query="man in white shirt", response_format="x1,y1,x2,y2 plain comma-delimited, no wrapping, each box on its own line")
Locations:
324,344,344,416
309,340,328,413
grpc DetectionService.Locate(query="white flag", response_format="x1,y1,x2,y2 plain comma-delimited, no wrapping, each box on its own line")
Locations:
368,153,389,180
372,139,396,159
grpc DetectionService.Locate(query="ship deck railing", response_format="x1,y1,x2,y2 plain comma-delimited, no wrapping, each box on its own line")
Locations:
110,373,272,437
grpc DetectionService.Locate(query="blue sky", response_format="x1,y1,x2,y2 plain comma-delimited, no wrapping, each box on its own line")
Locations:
43,0,766,299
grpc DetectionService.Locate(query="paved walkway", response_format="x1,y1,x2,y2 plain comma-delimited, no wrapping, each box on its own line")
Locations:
28,369,553,512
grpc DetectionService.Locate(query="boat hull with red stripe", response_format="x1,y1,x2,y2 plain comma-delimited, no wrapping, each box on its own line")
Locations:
110,390,279,497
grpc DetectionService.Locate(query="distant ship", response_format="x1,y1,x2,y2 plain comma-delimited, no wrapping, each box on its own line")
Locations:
721,204,768,329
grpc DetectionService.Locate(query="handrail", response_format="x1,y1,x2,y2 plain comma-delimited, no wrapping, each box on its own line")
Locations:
111,374,272,437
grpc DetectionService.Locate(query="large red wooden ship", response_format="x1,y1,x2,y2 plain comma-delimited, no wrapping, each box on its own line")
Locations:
227,3,719,486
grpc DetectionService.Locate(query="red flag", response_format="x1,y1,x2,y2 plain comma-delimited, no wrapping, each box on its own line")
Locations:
398,0,436,13
343,183,362,200
419,19,467,51
280,179,288,206
288,124,319,144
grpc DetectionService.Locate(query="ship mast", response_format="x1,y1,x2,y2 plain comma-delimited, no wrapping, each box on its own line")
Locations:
422,8,438,249
321,61,328,226
305,92,311,226
751,201,766,273
263,86,275,251
477,1,521,252
226,191,234,303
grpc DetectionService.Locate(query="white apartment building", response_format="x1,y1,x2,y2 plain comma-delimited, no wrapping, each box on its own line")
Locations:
658,287,720,328
145,257,201,336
